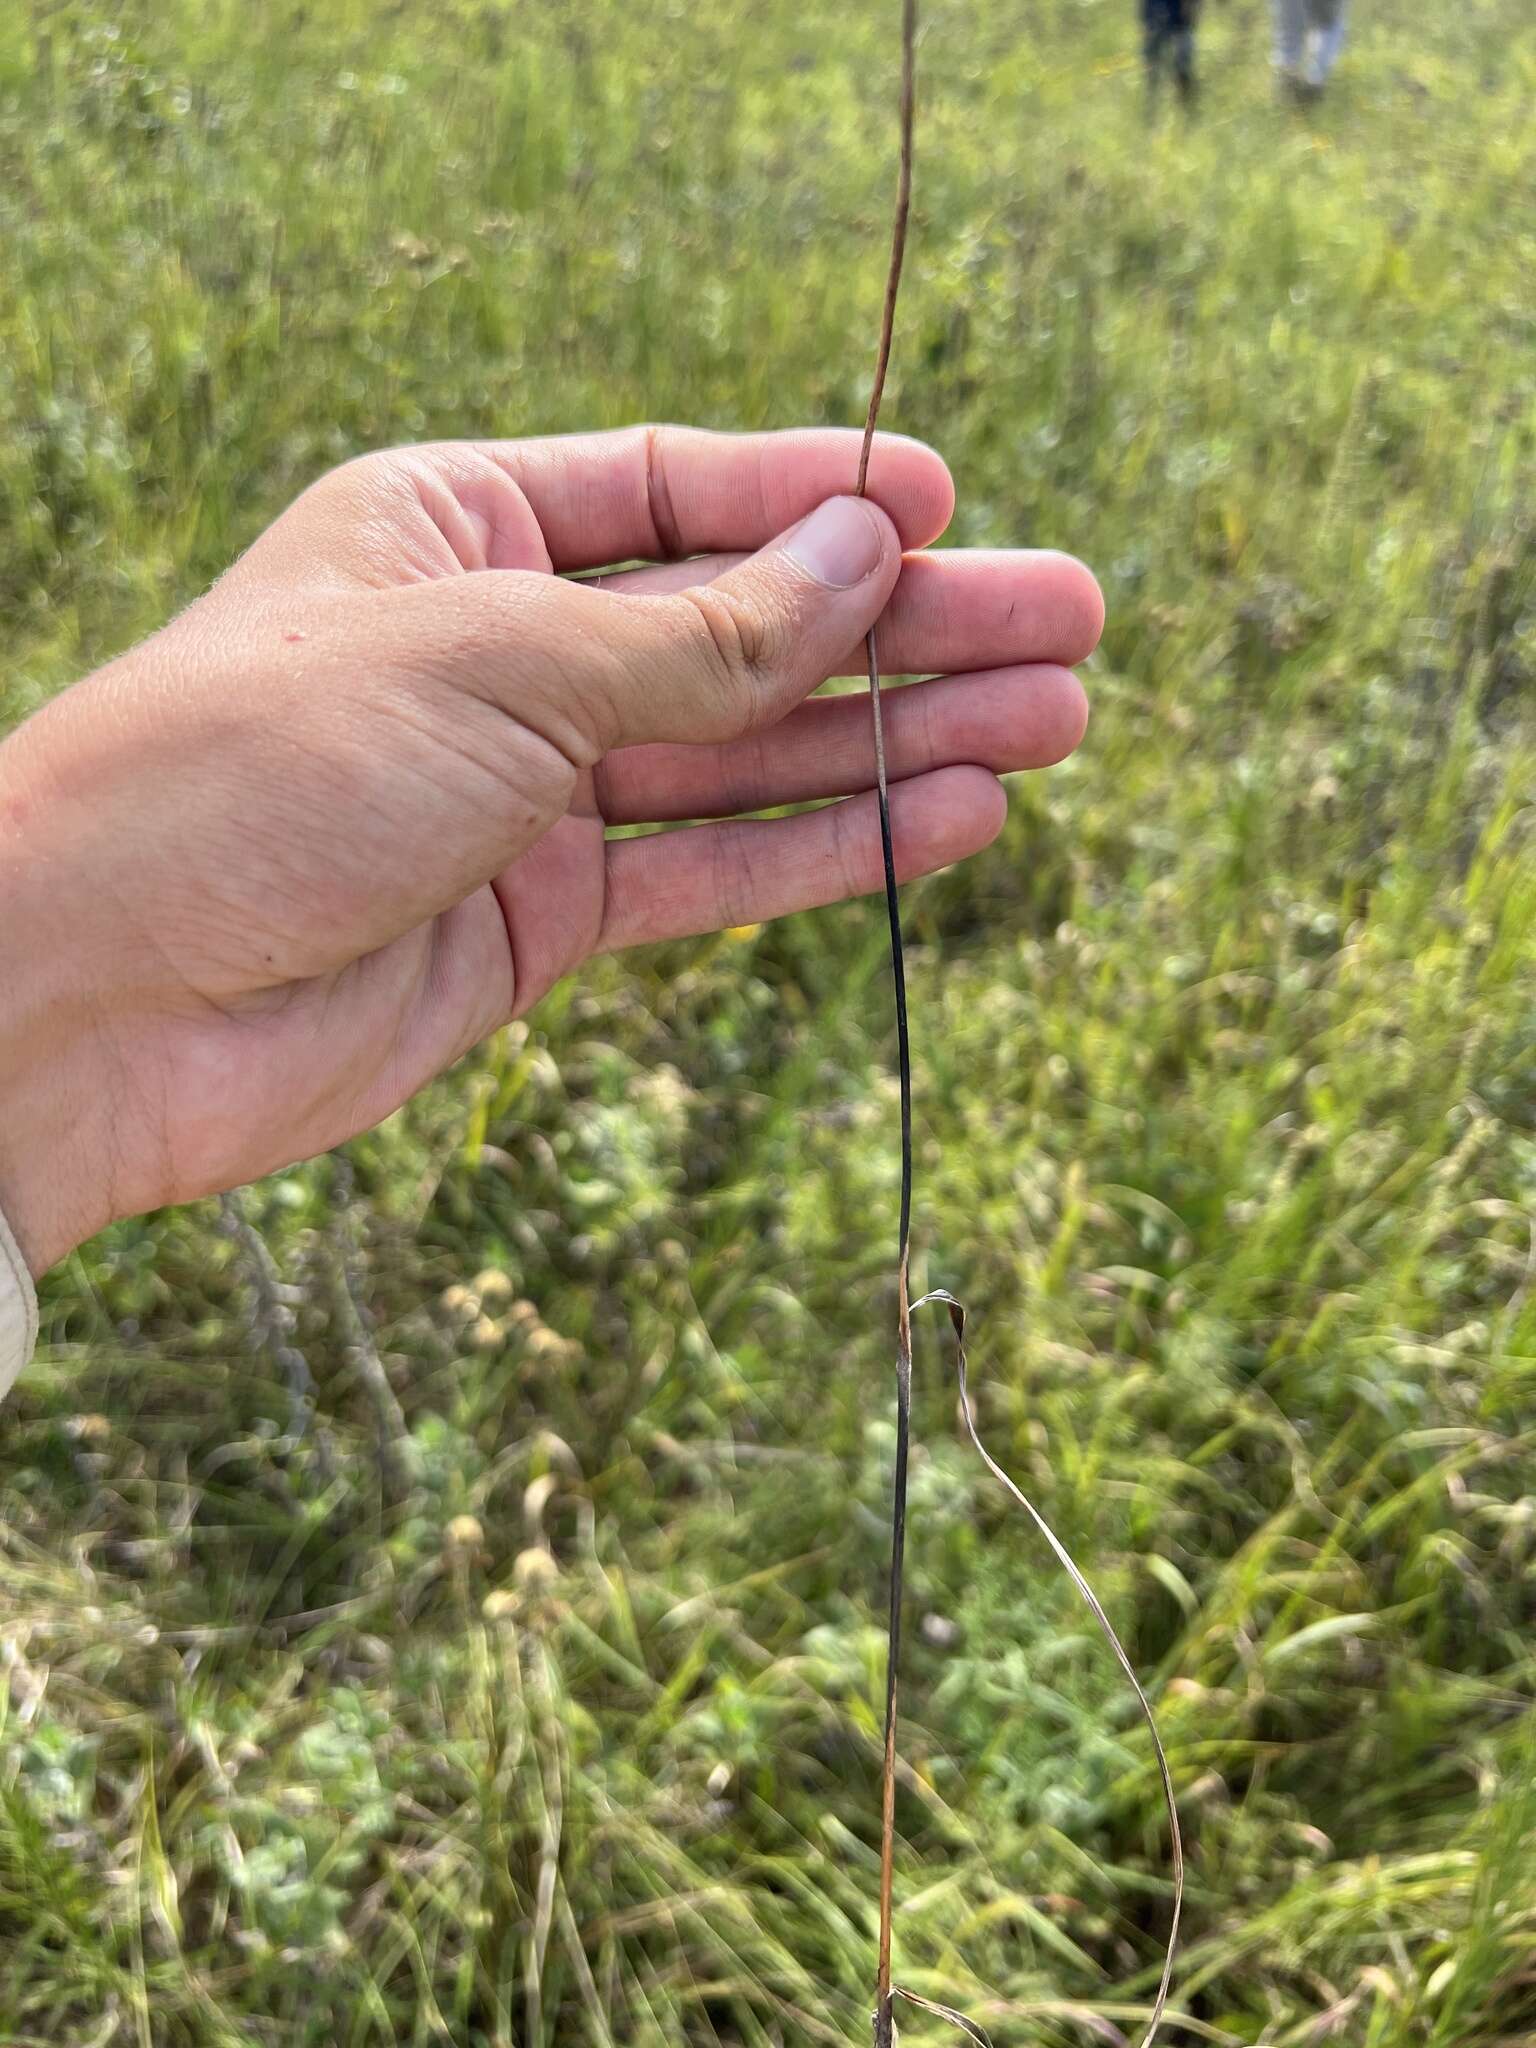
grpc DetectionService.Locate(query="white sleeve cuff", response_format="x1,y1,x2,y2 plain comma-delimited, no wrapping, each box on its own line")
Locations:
0,1196,38,1400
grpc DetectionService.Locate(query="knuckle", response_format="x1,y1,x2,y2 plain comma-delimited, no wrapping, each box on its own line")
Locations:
678,585,776,734
301,448,404,525
323,444,441,514
330,447,398,496
686,583,768,676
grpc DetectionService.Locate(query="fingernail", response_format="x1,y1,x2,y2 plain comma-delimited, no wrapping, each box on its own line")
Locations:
782,497,885,589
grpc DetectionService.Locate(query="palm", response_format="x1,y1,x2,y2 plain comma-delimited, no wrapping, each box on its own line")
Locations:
157,793,610,1202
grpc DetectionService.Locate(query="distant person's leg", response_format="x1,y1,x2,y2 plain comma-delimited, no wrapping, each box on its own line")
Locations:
1141,0,1163,97
1169,0,1199,108
1140,0,1157,96
1314,0,1348,81
1173,24,1197,108
1271,0,1308,91
1142,0,1172,109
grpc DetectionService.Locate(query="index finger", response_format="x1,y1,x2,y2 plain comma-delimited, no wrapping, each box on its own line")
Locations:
422,424,956,571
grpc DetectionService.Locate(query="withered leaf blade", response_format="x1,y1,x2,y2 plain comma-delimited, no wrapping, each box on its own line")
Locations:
909,1289,1186,2048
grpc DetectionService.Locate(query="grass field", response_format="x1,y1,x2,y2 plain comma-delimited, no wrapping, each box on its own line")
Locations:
5,0,1536,2042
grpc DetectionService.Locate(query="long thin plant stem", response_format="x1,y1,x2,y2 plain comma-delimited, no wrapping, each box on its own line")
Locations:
851,6,915,2045
852,5,1183,2044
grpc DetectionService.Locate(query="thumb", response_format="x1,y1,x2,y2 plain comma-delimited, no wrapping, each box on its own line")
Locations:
561,493,904,749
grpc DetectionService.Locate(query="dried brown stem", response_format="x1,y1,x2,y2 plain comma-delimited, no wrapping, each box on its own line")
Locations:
854,7,916,2046
853,5,1183,2045
855,0,916,503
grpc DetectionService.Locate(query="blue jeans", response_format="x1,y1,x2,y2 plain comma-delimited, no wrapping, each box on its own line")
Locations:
1273,0,1349,84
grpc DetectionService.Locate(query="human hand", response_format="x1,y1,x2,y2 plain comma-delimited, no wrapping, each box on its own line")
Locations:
0,426,1100,1274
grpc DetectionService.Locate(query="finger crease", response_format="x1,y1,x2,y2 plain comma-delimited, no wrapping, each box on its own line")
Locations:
643,424,686,562
710,823,755,933
723,732,771,818
917,677,942,777
831,793,872,902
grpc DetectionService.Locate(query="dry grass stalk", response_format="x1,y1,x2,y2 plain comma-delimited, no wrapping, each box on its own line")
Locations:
852,7,1182,2041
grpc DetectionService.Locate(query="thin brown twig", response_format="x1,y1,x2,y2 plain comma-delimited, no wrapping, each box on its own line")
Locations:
855,0,916,503
852,5,1183,2043
853,6,916,2045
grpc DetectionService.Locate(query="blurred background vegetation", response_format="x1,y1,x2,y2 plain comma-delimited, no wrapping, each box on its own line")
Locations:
3,0,1536,2041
